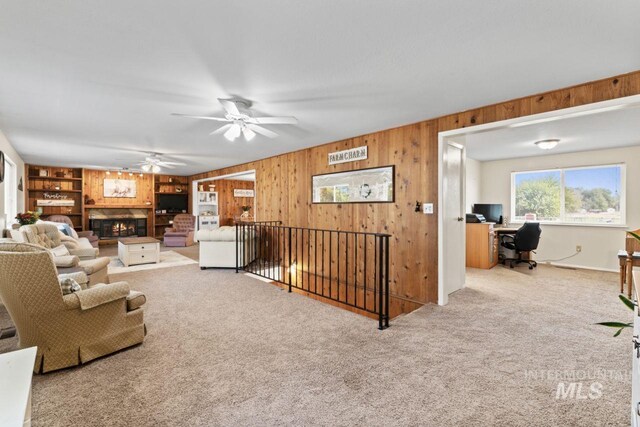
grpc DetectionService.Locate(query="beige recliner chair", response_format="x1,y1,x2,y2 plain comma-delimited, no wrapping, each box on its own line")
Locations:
0,242,146,373
16,223,110,285
20,222,98,259
46,215,100,248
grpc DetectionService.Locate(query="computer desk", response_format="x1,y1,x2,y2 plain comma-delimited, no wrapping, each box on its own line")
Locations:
494,226,519,235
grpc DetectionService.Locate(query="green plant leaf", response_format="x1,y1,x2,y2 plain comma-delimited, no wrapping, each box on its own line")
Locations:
595,321,633,328
613,328,625,337
629,231,640,242
619,294,636,311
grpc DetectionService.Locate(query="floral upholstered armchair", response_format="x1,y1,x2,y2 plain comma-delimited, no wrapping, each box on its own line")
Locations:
163,214,195,247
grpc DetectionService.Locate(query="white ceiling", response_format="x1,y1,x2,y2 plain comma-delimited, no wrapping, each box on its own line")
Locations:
465,103,640,161
0,1,639,175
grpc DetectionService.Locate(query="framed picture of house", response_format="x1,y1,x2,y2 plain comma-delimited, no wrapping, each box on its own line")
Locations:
312,165,394,204
104,179,137,198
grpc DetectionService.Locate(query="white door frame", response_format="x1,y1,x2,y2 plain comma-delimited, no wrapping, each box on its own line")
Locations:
192,170,257,220
437,94,640,305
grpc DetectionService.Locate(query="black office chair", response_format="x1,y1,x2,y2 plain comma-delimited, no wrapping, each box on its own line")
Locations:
500,222,542,270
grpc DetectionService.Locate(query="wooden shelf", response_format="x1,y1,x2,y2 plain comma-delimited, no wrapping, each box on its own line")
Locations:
27,189,82,193
28,176,82,181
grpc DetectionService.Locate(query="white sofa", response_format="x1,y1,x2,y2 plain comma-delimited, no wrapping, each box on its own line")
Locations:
196,226,255,269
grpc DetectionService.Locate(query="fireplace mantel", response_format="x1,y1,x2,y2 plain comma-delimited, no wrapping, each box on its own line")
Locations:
84,205,152,209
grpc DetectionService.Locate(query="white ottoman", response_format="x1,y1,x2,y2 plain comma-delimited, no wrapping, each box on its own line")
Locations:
197,226,255,269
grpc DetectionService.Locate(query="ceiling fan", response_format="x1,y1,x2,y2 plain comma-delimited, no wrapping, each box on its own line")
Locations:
172,98,297,141
135,153,186,173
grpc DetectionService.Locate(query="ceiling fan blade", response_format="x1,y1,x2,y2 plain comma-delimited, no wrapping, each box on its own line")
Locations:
246,124,278,138
218,99,240,116
210,123,233,135
248,116,298,125
171,113,230,122
159,161,187,166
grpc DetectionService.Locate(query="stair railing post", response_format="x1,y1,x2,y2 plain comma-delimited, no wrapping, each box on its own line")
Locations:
378,236,384,330
288,227,292,293
235,224,239,273
385,235,390,328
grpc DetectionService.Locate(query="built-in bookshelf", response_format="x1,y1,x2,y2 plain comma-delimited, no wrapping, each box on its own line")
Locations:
25,165,84,230
23,165,191,239
153,174,190,238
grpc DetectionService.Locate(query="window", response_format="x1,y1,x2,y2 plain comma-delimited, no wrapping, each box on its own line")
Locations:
3,155,17,224
511,164,625,226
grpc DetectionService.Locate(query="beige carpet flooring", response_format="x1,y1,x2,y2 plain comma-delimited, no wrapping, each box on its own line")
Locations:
0,246,631,426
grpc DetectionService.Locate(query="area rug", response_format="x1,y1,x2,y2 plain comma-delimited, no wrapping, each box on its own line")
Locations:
108,250,197,274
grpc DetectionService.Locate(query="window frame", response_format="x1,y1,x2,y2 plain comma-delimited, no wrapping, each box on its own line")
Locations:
510,163,626,228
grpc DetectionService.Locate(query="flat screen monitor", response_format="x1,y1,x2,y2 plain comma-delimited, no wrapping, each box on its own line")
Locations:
157,194,188,213
472,204,503,224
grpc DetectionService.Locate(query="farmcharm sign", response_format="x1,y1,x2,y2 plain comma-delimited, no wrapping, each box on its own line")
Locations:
328,146,367,165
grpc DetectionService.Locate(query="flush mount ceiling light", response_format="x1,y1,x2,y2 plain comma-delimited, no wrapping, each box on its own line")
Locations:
172,98,297,141
534,139,560,150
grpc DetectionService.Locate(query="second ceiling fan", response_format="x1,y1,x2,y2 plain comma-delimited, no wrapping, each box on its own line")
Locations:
172,98,297,141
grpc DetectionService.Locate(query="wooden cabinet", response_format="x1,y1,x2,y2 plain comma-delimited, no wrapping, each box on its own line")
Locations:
466,223,498,269
154,174,190,238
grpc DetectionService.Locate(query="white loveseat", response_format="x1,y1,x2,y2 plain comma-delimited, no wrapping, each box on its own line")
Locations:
196,226,255,269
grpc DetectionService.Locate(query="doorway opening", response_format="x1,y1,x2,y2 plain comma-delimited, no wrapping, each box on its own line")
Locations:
192,170,256,236
438,94,640,305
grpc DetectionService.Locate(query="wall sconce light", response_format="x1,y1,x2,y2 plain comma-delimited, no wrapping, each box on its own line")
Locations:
117,170,123,176
105,170,111,175
139,172,144,177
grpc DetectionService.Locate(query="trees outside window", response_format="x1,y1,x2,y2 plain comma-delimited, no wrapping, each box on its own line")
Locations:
511,164,624,225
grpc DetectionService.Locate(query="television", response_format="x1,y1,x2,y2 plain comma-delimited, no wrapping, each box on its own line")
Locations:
157,194,188,213
472,204,503,224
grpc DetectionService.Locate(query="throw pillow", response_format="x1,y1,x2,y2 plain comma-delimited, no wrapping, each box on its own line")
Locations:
55,223,78,239
51,244,71,257
69,226,79,240
60,277,81,295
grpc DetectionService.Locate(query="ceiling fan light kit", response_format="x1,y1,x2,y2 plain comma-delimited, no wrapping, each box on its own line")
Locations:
136,153,186,173
173,98,298,141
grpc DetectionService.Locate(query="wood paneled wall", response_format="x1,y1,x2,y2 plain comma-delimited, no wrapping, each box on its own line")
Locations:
190,70,640,315
83,170,154,206
212,179,255,226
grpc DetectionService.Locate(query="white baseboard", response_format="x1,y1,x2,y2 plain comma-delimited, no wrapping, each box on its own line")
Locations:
547,261,618,273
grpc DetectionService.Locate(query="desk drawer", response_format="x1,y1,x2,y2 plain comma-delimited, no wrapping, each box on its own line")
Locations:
126,243,158,253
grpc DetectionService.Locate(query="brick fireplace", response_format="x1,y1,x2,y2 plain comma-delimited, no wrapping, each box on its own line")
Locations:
89,209,148,239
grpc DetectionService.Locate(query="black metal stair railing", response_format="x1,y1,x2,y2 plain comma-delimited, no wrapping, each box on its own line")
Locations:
235,221,390,329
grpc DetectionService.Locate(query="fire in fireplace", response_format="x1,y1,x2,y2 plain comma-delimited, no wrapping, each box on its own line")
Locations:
91,218,147,239
88,209,148,239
